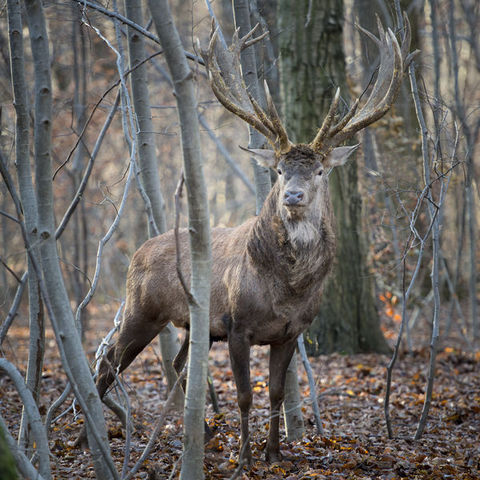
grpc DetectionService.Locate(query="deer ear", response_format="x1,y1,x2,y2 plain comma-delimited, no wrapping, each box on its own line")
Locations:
324,144,359,168
239,145,277,168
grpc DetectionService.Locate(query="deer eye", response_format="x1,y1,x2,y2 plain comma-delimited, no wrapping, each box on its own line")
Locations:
277,169,283,175
317,169,323,176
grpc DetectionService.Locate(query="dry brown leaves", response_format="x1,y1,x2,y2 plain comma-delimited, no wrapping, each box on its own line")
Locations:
1,313,479,480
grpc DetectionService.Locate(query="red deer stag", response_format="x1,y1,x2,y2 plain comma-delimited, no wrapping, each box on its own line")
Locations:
94,17,413,463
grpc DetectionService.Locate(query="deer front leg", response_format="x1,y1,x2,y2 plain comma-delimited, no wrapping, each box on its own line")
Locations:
266,339,297,463
228,331,252,465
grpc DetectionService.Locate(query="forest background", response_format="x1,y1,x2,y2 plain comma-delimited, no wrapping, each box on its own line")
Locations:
0,0,479,479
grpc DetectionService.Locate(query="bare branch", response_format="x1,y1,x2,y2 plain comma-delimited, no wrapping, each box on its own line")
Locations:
69,0,204,64
174,172,197,306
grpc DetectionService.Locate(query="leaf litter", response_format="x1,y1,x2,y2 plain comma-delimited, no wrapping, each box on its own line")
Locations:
1,310,479,479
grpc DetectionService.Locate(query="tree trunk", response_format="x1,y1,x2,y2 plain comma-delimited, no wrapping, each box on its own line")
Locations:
0,423,17,480
7,0,44,454
148,1,212,478
23,1,116,478
278,0,390,355
124,0,183,410
232,0,271,211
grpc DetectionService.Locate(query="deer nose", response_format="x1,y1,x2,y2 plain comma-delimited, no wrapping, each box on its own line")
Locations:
284,190,304,205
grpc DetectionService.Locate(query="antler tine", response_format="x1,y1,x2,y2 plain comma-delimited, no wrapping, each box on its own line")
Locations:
329,98,359,137
358,20,395,114
247,89,277,135
238,23,269,49
330,29,403,146
310,87,340,152
264,81,291,153
311,16,410,153
202,23,277,145
400,12,411,62
202,20,290,153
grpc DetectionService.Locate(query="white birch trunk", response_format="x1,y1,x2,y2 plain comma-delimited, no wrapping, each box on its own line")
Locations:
23,1,117,478
6,0,45,453
124,0,183,410
148,1,212,478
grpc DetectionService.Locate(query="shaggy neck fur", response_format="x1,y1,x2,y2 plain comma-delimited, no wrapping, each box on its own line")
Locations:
247,181,336,292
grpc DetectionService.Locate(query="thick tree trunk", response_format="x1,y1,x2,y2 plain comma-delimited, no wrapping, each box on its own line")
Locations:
278,0,390,355
148,1,212,478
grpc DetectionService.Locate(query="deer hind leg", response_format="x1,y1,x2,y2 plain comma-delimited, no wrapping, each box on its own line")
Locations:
74,311,166,449
97,312,165,400
266,339,297,463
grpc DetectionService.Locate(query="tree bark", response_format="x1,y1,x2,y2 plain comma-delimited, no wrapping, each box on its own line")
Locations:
23,1,116,478
6,0,44,454
278,0,390,355
124,0,183,410
148,1,212,478
233,0,271,211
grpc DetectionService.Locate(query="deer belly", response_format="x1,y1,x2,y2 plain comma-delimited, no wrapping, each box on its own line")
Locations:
252,312,311,345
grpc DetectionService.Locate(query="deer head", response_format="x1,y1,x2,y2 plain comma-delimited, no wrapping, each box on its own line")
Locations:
201,15,416,210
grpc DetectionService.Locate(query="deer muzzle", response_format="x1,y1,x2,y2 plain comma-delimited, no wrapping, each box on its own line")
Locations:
284,190,305,206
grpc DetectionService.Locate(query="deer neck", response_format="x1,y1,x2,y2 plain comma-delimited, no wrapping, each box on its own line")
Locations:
246,182,336,282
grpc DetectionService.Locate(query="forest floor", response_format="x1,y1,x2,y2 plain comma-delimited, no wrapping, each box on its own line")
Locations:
1,305,479,480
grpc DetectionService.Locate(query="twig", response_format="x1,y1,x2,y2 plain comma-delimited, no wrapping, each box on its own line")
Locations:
70,0,204,64
207,372,221,414
384,195,438,438
198,113,255,194
74,159,134,332
174,172,197,306
204,0,227,48
45,382,72,433
53,50,162,180
0,209,20,224
123,370,187,480
415,135,456,441
0,271,27,344
297,334,324,435
0,256,21,283
114,372,132,479
167,454,183,480
228,435,250,480
147,58,253,193
73,10,141,333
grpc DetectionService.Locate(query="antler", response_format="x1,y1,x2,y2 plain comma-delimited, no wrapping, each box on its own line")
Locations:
201,20,291,154
310,13,416,155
